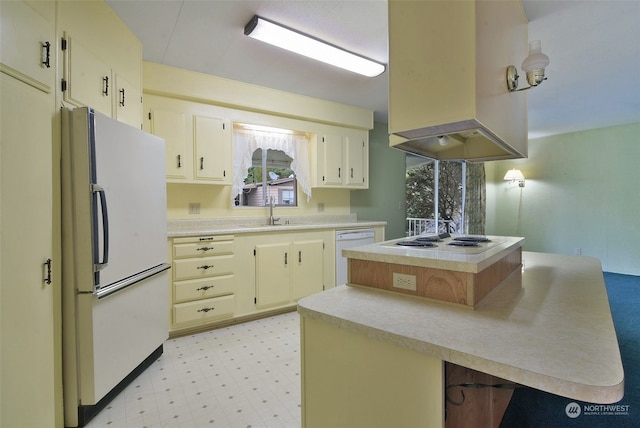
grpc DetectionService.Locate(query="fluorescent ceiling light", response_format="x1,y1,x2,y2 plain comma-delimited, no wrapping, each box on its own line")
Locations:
244,15,385,77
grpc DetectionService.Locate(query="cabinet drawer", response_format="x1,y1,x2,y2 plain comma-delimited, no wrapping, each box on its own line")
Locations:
173,240,233,258
174,275,234,303
173,295,234,325
173,254,234,280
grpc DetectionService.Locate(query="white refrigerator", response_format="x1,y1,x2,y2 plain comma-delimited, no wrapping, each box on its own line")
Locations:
61,107,170,427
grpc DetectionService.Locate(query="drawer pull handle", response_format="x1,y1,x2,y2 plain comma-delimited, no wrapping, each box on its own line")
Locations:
199,237,214,241
197,264,215,270
197,307,215,313
196,285,215,291
197,246,214,252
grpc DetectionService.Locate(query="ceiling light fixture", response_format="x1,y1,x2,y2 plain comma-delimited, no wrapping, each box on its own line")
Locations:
244,15,385,77
506,40,550,92
504,168,525,187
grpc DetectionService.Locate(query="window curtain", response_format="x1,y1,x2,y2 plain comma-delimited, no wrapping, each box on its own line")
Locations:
464,162,486,234
232,129,311,204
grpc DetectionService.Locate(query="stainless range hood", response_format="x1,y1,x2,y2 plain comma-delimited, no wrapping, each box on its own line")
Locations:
388,0,529,161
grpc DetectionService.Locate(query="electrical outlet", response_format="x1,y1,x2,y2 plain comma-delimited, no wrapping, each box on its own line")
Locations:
188,203,200,214
575,248,582,256
393,272,417,291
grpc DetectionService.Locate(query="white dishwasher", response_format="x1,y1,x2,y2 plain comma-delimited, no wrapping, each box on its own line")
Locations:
335,228,375,285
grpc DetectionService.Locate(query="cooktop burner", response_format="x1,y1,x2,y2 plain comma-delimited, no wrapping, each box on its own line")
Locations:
448,241,480,247
453,236,491,243
396,240,438,247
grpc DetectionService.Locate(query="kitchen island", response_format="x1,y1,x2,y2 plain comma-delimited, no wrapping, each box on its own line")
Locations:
297,251,624,427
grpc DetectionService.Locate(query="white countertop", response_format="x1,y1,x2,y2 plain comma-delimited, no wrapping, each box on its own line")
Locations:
343,235,524,273
297,251,624,404
167,215,386,238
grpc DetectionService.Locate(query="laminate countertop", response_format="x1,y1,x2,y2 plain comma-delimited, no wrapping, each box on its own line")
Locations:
167,215,385,238
298,251,624,404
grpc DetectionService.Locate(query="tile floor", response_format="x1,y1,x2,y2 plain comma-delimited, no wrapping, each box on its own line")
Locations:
86,311,301,428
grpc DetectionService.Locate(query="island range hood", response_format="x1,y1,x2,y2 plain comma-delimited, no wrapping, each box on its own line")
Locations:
388,0,529,161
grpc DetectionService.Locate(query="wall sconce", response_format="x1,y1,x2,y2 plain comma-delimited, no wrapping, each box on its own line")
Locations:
244,15,385,77
506,40,550,92
504,168,525,187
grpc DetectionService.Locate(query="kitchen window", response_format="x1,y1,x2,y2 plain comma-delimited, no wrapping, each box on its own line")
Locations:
232,124,311,207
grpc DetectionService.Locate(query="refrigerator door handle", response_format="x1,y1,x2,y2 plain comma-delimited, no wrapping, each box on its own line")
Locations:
92,183,109,272
96,263,171,299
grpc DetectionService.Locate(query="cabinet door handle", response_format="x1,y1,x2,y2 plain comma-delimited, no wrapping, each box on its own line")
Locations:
299,251,302,263
177,154,181,168
284,252,288,265
338,167,341,178
119,88,125,107
43,258,52,285
197,307,215,313
41,41,51,68
196,285,215,291
102,76,109,96
197,264,215,270
200,157,204,170
351,168,354,178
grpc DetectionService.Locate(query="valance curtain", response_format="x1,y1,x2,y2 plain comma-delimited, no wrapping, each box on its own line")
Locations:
464,162,486,234
232,129,312,204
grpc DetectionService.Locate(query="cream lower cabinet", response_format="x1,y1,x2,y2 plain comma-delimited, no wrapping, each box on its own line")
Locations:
254,234,325,309
170,235,235,331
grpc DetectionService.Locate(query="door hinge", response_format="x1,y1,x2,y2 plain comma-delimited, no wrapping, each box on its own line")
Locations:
61,38,67,50
61,79,67,92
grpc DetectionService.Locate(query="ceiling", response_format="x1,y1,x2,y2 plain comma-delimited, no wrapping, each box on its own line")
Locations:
107,0,640,139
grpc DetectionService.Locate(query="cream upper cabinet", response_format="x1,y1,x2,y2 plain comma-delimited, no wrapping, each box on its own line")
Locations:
345,136,367,186
194,115,231,183
0,0,55,92
113,73,142,128
61,34,113,116
144,95,232,185
58,0,143,129
145,95,189,179
312,130,369,189
320,134,344,185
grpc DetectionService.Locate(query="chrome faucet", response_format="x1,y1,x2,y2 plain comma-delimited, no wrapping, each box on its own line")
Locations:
268,196,280,225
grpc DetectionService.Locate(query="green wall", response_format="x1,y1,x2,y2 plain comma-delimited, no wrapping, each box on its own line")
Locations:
486,122,640,275
351,122,407,240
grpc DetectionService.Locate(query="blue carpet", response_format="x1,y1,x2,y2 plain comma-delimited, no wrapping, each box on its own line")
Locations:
500,272,640,427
